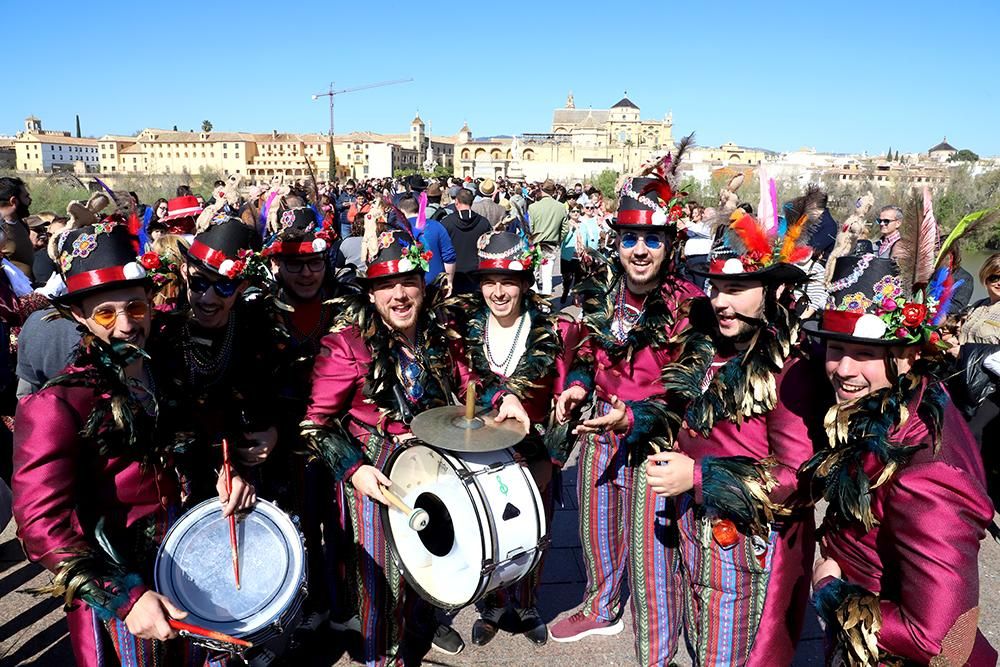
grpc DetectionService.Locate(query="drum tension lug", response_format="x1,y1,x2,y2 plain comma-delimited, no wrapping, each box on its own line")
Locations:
481,558,497,575
537,536,552,551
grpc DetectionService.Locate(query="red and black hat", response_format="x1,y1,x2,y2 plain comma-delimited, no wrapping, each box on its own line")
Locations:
54,222,150,301
471,231,540,276
180,216,258,279
159,195,202,234
263,206,332,257
802,254,943,346
610,134,694,232
691,209,809,284
362,229,432,282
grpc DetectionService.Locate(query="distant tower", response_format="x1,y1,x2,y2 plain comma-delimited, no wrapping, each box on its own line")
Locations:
410,112,425,151
566,91,575,109
25,116,42,134
458,121,472,144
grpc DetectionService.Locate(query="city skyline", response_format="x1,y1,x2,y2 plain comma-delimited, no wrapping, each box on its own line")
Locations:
8,0,999,156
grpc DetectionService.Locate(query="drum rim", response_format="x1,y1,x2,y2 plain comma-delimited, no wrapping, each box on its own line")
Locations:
154,498,306,637
380,443,491,610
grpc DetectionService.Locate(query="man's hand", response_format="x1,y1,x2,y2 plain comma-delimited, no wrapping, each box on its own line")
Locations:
574,394,628,435
495,394,530,434
555,385,588,424
124,591,187,641
350,465,392,505
217,469,256,518
234,426,278,466
812,556,843,587
645,451,695,497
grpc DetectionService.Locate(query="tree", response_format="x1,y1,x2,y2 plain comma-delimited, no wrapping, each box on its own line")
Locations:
172,125,178,131
593,169,620,199
75,115,81,138
894,150,900,162
949,149,979,163
201,120,213,132
887,146,893,160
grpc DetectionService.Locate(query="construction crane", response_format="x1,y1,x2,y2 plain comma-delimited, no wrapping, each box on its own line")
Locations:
311,78,413,140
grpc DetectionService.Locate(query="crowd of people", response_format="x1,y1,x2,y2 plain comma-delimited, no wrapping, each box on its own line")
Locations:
0,151,997,667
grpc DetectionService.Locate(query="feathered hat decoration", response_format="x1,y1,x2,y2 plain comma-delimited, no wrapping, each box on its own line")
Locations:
612,133,694,230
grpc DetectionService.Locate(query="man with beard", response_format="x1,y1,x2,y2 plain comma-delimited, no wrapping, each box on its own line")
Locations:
801,252,996,665
0,176,37,279
445,231,573,647
548,141,703,666
644,199,823,666
13,223,254,666
302,228,463,665
147,215,280,504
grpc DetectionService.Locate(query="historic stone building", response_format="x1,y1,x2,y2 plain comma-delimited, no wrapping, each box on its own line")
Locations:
453,93,675,182
15,117,100,174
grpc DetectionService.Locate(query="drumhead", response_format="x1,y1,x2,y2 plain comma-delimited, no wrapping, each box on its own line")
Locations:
381,444,488,608
154,499,305,637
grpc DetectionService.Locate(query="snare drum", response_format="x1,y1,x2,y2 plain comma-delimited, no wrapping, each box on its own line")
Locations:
154,499,307,655
381,443,548,610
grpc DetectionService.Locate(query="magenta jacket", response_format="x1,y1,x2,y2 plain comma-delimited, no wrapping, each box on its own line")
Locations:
817,384,997,666
13,384,178,666
677,356,821,666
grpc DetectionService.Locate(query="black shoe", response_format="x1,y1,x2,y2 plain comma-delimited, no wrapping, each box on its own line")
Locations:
431,623,465,655
516,606,548,646
471,606,504,646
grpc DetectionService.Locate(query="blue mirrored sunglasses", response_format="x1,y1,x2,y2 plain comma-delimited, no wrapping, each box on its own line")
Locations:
188,273,240,298
620,231,664,250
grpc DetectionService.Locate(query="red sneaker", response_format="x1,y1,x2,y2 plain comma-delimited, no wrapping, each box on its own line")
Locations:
548,612,624,643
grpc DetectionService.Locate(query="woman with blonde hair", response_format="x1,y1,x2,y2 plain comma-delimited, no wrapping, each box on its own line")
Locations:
145,234,190,312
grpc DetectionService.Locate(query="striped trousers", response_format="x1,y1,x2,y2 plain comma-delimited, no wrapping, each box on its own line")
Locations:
576,401,683,666
675,493,812,666
344,435,406,667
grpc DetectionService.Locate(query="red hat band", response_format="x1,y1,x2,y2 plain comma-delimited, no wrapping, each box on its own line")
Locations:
187,239,230,270
66,266,130,293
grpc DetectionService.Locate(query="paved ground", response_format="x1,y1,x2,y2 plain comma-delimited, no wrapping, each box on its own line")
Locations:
2,445,999,666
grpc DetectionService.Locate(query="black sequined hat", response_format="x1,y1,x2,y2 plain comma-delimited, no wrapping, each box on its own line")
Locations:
361,229,431,282
264,206,332,257
55,223,150,301
180,216,258,278
471,231,538,276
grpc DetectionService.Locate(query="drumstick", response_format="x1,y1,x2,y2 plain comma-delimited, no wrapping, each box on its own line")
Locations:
222,438,241,590
381,484,430,531
169,619,253,648
465,381,476,421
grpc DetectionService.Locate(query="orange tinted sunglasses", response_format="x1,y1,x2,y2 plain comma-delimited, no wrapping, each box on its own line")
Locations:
90,300,150,329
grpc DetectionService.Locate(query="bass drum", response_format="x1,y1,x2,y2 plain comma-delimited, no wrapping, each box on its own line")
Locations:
381,443,548,610
154,498,307,657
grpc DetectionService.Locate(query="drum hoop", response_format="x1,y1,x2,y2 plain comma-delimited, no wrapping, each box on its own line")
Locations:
154,498,306,635
380,443,491,611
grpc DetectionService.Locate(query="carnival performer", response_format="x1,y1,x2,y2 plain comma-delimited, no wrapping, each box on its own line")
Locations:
802,242,997,665
644,188,826,666
260,204,355,633
146,213,280,504
548,138,703,667
444,230,573,646
301,218,463,666
12,222,254,666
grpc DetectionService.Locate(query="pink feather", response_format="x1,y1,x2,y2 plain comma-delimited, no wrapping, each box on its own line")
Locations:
415,191,428,233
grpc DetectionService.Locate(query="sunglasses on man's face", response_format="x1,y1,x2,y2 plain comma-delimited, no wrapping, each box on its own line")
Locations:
90,300,149,330
188,273,241,298
282,257,326,274
620,231,664,250
876,218,897,226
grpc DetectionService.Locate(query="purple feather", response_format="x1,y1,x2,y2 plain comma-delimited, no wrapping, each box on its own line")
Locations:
769,178,778,231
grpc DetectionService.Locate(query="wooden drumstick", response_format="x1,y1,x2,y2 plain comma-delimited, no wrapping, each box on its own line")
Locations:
169,619,253,648
381,484,429,531
465,380,476,421
221,438,240,590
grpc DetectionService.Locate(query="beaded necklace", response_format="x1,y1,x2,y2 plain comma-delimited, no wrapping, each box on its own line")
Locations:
484,312,527,376
610,282,644,343
184,312,237,387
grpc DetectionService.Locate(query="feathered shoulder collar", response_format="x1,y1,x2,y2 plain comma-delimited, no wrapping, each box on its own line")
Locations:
325,285,452,424
661,297,800,439
444,291,561,401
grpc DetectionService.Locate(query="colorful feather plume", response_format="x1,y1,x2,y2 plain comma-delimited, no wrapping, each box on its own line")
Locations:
728,211,772,259
665,133,694,190
896,186,939,290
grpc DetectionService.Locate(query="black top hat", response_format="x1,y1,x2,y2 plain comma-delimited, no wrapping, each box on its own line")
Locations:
362,229,431,282
471,231,537,277
611,176,685,232
180,216,258,278
55,223,150,301
802,254,923,346
264,206,331,257
690,210,808,283
406,174,428,192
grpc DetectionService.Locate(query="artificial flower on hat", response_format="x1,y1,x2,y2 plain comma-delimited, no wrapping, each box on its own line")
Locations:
611,134,694,230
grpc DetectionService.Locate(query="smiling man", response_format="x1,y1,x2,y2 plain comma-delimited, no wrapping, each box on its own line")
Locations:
445,231,573,647
302,227,463,664
147,216,280,505
801,253,996,666
13,223,253,666
644,202,824,666
549,145,703,666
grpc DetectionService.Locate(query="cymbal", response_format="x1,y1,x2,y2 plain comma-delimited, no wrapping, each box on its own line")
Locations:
410,405,525,453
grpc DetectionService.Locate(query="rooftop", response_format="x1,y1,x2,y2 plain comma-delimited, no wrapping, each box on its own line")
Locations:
611,96,639,110
929,137,957,153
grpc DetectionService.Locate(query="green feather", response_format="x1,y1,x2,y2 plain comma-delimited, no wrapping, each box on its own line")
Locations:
935,207,1000,268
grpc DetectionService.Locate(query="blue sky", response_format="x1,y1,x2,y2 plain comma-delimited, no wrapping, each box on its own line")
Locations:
9,0,999,156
